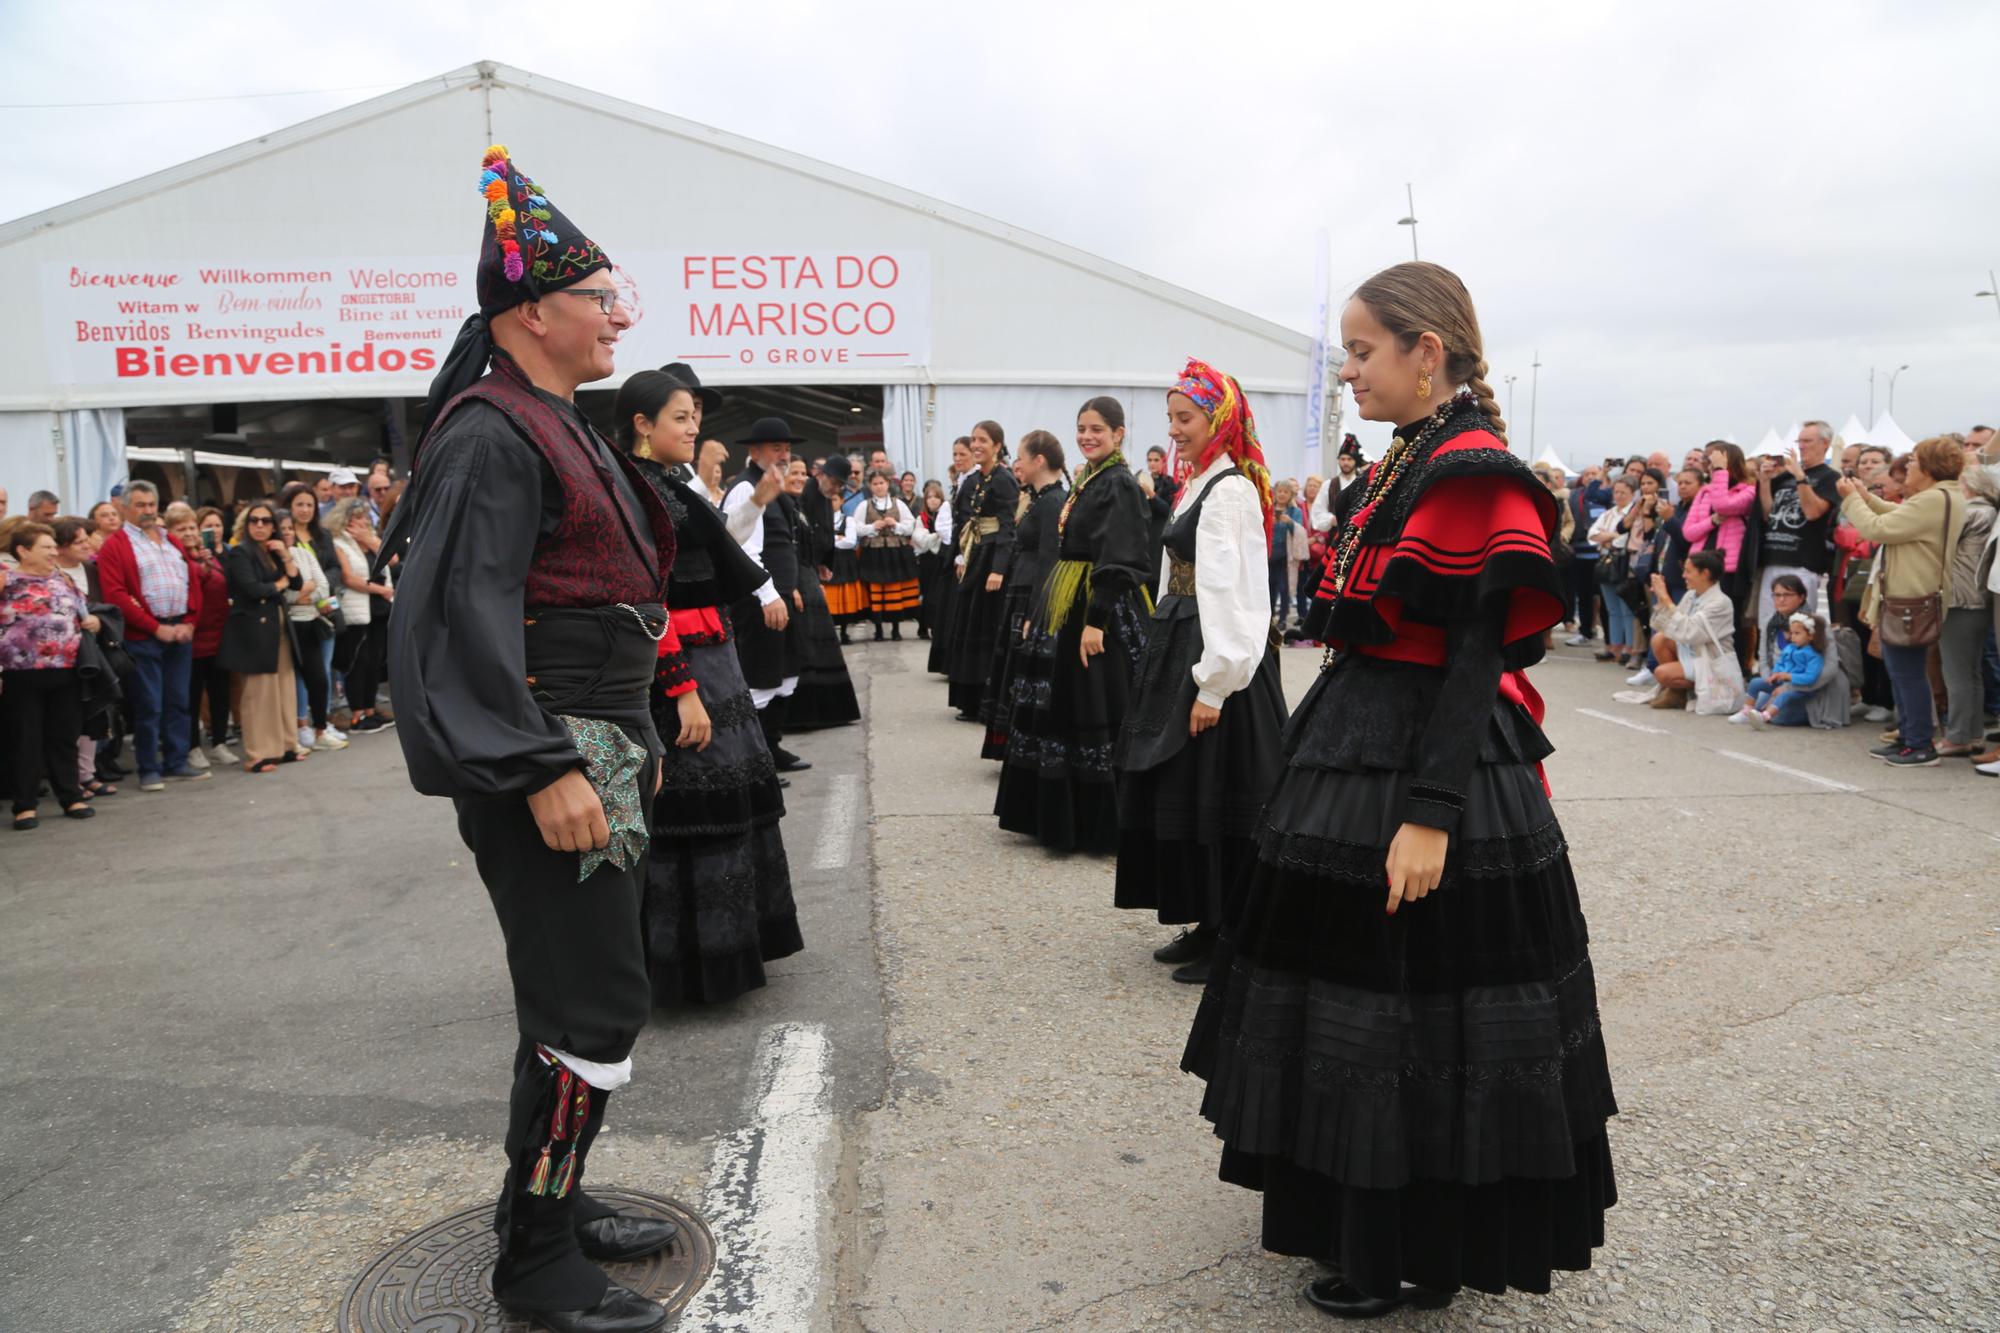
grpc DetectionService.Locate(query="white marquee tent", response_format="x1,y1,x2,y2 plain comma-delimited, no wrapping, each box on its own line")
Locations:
1868,412,1919,455
1836,413,1870,446
0,61,1314,509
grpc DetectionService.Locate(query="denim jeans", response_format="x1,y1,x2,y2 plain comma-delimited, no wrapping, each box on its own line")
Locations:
126,634,193,776
1268,556,1293,626
294,630,335,729
1880,639,1937,751
1602,590,1637,650
1747,676,1811,726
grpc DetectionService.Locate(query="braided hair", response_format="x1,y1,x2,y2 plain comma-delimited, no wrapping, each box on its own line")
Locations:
1350,262,1507,443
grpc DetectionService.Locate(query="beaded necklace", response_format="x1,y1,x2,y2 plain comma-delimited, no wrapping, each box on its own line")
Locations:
1319,392,1476,666
959,462,1000,555
1058,449,1126,536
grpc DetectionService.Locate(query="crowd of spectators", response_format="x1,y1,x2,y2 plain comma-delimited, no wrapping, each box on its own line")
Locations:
0,462,403,831
1546,421,2000,771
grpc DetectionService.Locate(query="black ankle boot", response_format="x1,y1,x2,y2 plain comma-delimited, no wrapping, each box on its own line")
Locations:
891,623,903,640
1153,924,1216,964
874,623,885,641
839,626,851,644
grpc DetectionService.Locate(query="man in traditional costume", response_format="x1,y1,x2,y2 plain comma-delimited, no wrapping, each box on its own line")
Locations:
722,417,811,774
382,145,685,1333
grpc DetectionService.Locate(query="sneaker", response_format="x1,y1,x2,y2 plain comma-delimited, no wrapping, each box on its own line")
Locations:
313,730,349,751
139,772,165,792
298,727,317,751
1882,747,1941,768
1626,667,1656,687
347,714,391,734
1564,633,1594,647
184,747,211,770
1976,759,2000,777
1726,709,1753,726
1869,741,1903,758
320,725,348,744
208,744,240,765
164,765,211,781
1862,705,1891,723
1878,728,1902,744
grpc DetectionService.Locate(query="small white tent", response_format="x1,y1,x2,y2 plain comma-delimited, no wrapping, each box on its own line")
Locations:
1836,413,1870,447
1778,421,1803,452
1747,428,1792,459
1869,413,1919,455
1533,447,1568,476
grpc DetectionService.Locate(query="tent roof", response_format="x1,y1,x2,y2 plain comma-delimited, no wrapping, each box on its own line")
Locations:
1747,428,1792,459
1532,447,1568,475
1836,413,1870,446
1869,412,1919,454
0,61,1308,357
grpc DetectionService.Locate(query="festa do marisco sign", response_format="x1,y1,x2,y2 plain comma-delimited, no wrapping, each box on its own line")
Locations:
41,250,932,395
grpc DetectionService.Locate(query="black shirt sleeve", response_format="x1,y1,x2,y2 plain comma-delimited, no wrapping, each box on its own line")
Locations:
1404,602,1510,832
385,419,580,800
986,470,1020,576
1086,477,1153,627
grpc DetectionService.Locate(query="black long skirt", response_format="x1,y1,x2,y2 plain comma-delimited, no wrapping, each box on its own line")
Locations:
941,542,1010,715
1181,750,1619,1299
916,549,948,639
644,638,804,1005
978,585,1035,760
994,592,1150,853
1113,615,1286,924
788,561,861,731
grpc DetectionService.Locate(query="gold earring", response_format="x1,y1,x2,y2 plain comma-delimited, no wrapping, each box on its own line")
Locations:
1416,369,1432,400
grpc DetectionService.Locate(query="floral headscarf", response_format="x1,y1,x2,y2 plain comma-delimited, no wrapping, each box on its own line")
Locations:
1169,358,1275,541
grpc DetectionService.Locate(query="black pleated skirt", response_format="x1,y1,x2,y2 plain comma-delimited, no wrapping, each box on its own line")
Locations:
644,638,803,1005
1113,616,1287,924
787,560,861,731
942,542,1009,714
994,592,1150,853
1181,733,1618,1299
978,584,1036,760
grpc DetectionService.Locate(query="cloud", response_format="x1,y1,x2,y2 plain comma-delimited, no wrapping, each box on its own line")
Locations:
3,0,1995,461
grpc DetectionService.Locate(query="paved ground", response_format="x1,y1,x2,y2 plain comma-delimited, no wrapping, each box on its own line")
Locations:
2,639,1995,1331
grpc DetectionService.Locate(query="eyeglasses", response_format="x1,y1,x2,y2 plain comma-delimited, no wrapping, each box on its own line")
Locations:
246,516,274,526
558,288,621,315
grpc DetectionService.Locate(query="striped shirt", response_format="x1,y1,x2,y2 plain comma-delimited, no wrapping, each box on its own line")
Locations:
123,521,189,618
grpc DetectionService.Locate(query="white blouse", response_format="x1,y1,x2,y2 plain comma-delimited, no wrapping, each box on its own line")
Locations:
1163,456,1271,709
857,496,916,538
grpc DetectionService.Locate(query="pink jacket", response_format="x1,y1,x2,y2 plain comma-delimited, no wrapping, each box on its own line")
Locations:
1681,474,1756,573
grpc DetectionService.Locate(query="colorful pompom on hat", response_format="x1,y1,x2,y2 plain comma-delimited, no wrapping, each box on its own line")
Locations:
475,144,610,316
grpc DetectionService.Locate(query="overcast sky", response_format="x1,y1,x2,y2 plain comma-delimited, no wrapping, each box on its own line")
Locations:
4,0,1995,467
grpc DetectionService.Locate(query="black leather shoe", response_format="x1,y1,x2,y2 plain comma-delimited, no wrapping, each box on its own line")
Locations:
1170,956,1210,985
772,748,812,773
500,1283,669,1333
778,776,792,789
1303,1276,1452,1319
1153,926,1215,964
576,1212,679,1262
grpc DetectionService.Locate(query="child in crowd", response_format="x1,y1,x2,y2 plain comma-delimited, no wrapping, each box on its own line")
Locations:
1732,612,1825,727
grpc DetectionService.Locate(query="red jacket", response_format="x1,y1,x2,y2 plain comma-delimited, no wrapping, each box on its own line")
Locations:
96,526,205,642
187,551,229,657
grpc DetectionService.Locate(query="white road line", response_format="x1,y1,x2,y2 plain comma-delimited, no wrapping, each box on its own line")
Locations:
811,773,862,870
682,1022,835,1332
1715,750,1860,792
1574,708,1668,735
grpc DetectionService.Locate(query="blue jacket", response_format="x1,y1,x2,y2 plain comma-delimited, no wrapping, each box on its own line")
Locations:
1773,642,1823,689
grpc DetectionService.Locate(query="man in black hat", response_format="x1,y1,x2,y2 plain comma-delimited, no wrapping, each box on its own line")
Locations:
381,145,682,1333
723,417,811,774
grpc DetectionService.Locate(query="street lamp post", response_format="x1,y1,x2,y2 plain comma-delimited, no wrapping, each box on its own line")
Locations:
1529,352,1542,451
1868,366,1875,423
1886,364,1910,417
1977,270,2000,319
1396,183,1419,261
1503,373,1517,427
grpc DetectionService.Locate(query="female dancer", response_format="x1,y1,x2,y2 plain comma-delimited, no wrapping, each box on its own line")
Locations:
855,467,923,641
940,422,1019,720
616,370,803,1004
926,437,975,672
982,431,1068,761
782,458,862,730
815,456,868,641
1113,363,1288,981
996,399,1152,852
913,481,950,641
1184,263,1616,1317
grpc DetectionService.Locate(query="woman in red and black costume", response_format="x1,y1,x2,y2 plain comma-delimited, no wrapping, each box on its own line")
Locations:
615,370,804,1007
1183,263,1617,1319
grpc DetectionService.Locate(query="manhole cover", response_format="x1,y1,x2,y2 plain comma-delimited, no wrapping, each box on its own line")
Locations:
338,1187,714,1331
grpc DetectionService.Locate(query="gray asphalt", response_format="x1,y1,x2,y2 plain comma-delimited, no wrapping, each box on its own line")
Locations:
2,639,1996,1331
